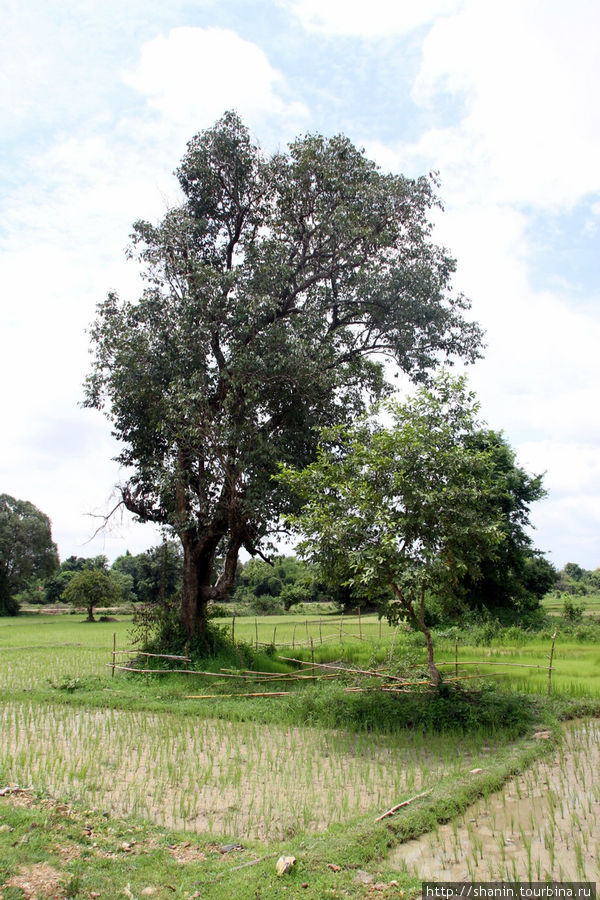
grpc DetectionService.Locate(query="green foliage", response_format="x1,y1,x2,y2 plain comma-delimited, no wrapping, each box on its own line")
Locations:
84,111,483,641
112,541,183,603
62,568,121,621
230,554,322,611
553,562,600,597
280,373,506,680
446,430,553,619
0,494,59,616
562,595,585,623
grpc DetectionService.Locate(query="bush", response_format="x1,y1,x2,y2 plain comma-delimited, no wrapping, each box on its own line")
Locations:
249,594,283,615
562,596,585,624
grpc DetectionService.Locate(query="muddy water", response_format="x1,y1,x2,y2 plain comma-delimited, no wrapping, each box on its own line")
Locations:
389,720,600,881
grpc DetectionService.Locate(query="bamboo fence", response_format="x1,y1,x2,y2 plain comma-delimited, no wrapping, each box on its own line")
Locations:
107,628,559,696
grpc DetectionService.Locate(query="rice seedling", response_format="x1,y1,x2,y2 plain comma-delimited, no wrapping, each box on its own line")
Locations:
389,719,600,880
0,697,493,841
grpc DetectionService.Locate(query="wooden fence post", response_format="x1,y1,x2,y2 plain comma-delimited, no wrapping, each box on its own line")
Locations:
232,613,236,645
305,618,309,642
358,606,362,640
255,618,258,650
272,626,277,647
292,623,297,650
319,617,323,644
379,617,382,642
547,631,557,695
455,636,458,678
340,613,343,644
112,632,116,678
311,637,315,667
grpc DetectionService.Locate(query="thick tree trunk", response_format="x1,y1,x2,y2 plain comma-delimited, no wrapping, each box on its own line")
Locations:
179,529,243,643
180,534,216,643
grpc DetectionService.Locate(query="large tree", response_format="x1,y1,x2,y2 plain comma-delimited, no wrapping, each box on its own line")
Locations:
0,494,59,615
279,375,505,685
85,112,483,643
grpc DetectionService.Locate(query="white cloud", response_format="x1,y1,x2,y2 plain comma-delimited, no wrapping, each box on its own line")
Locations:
358,2,600,567
123,27,309,138
1,20,314,563
284,0,463,37
410,0,600,207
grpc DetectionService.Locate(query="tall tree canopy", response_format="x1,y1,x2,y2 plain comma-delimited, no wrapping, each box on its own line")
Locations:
85,111,483,642
0,494,59,615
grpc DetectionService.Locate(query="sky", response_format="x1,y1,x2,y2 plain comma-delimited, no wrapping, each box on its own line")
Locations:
1,0,599,570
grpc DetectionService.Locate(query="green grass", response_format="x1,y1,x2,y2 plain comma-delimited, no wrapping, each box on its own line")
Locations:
1,612,600,898
542,590,600,616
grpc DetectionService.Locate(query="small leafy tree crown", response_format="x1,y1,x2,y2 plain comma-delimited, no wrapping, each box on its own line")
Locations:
279,373,505,611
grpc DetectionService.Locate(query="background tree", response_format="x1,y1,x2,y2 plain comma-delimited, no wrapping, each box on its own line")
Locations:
441,430,554,622
0,494,59,616
85,112,483,645
43,555,111,605
279,375,506,685
230,554,322,611
112,541,183,603
63,568,120,621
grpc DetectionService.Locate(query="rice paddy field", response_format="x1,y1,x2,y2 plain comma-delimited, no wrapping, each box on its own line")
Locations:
1,611,600,899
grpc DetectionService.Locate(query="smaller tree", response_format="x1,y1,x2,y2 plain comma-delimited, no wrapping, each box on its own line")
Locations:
63,569,120,621
279,375,504,685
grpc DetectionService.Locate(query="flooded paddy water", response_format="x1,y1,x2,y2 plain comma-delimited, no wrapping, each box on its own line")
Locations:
389,719,600,881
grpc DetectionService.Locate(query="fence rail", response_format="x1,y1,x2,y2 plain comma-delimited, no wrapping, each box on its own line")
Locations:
108,629,559,695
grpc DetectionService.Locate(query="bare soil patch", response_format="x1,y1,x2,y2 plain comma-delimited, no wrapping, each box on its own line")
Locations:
2,862,65,899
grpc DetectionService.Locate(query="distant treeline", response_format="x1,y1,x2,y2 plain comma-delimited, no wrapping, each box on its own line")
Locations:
16,541,596,626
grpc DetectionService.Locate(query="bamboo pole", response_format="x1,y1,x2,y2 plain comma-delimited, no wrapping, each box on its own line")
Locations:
379,617,382,641
112,632,116,678
107,664,257,677
292,623,297,650
305,618,309,642
455,635,458,678
232,613,236,645
374,789,433,822
255,618,258,650
311,637,315,667
186,691,291,699
272,626,277,647
548,631,557,695
278,656,408,683
358,606,362,639
319,617,323,644
436,660,555,669
339,613,343,643
220,668,341,681
113,650,191,661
